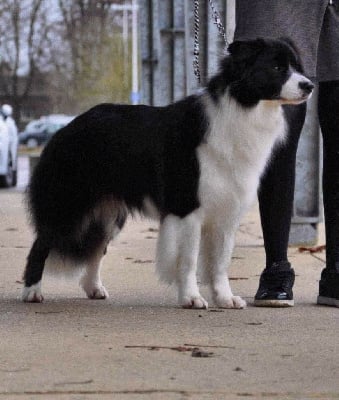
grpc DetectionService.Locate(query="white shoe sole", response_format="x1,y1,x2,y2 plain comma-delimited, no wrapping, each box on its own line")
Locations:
317,296,339,307
254,299,294,307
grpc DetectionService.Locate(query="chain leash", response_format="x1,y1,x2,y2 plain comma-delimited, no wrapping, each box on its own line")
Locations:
193,0,201,82
208,0,229,47
193,0,229,83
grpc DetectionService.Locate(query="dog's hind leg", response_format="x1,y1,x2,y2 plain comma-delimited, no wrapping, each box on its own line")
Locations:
22,237,50,302
79,210,127,300
156,211,208,309
80,244,109,299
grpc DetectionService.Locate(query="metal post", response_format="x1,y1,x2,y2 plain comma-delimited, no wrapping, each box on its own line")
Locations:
123,7,128,43
123,7,129,88
131,0,140,104
112,2,140,103
289,87,322,245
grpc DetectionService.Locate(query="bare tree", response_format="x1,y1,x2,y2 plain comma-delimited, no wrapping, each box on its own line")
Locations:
0,0,62,122
0,0,132,121
57,0,131,111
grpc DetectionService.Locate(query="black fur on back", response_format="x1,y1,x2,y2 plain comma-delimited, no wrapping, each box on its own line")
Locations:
27,96,207,259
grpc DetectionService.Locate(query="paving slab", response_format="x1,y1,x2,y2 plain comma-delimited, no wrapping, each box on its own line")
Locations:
0,190,338,400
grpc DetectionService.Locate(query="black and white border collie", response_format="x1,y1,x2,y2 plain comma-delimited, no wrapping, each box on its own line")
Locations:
22,38,313,309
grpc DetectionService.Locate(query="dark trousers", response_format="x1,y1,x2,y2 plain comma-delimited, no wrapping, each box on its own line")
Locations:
259,80,339,271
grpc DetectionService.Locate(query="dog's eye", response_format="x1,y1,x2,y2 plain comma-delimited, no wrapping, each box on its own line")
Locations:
273,65,286,72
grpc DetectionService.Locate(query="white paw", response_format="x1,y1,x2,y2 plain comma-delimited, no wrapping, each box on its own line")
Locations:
84,285,109,300
22,283,44,303
180,295,208,309
214,295,246,309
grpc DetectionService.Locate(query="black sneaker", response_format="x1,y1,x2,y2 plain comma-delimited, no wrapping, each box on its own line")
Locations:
254,261,295,307
317,268,339,307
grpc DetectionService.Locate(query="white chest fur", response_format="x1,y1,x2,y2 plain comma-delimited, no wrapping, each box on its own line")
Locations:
197,92,286,219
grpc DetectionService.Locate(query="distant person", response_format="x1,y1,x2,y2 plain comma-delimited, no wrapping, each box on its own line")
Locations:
2,104,18,137
234,0,339,307
1,104,19,187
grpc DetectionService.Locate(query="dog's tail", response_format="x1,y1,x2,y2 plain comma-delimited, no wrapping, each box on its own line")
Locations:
30,199,128,278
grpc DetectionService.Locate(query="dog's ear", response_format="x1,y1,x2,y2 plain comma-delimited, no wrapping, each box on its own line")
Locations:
228,39,265,63
278,37,304,73
278,37,299,54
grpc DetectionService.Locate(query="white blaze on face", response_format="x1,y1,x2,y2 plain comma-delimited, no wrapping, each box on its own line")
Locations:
280,71,313,103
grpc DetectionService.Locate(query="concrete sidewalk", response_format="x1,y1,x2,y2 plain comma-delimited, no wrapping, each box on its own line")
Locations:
0,190,338,400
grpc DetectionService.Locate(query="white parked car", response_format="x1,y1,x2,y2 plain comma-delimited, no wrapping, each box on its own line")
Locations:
0,105,18,187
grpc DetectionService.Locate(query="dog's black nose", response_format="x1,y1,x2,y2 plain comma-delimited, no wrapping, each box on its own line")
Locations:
299,81,314,94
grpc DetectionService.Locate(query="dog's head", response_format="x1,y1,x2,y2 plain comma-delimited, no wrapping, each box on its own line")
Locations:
209,38,314,107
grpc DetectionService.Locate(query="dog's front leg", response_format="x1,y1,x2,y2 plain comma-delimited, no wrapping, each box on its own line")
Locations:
177,212,208,309
206,223,246,309
156,211,208,309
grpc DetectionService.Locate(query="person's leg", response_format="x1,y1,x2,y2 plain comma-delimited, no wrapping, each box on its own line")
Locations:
254,103,307,307
317,80,339,307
